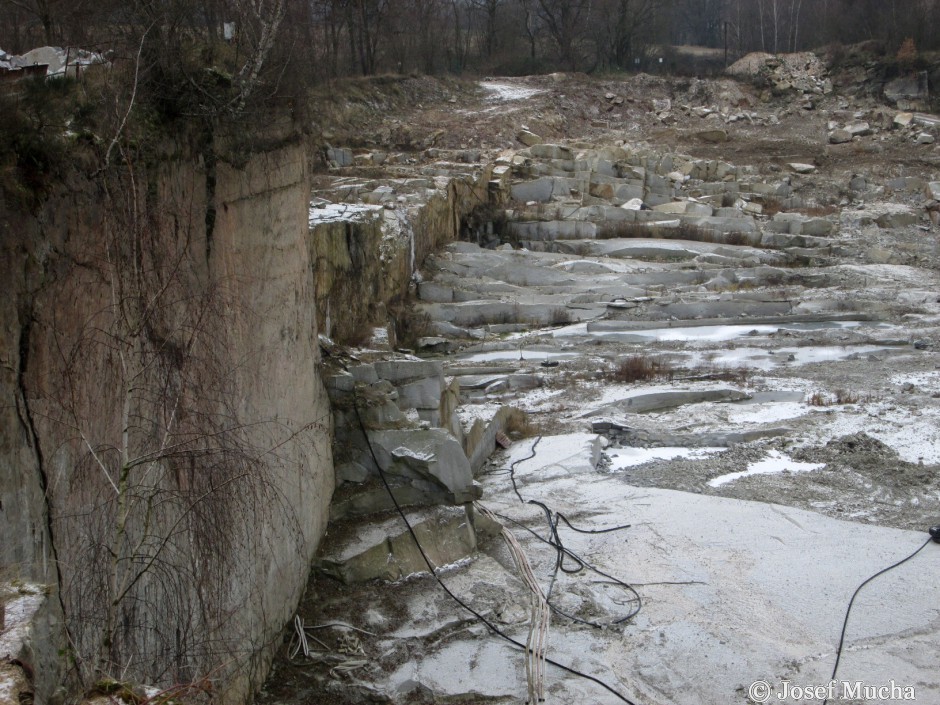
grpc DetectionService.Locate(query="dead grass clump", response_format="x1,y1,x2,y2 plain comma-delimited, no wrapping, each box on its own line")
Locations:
809,389,867,406
389,298,433,350
796,204,840,217
549,307,574,325
596,221,652,240
505,409,541,438
684,364,750,384
835,389,860,404
612,355,674,383
809,391,829,406
761,197,784,217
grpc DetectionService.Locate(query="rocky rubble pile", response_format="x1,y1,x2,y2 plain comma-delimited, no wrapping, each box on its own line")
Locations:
727,51,832,97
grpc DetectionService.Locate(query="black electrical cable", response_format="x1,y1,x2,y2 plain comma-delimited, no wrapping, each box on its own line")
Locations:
821,537,933,705
502,436,643,630
347,392,643,705
494,508,643,628
509,436,542,503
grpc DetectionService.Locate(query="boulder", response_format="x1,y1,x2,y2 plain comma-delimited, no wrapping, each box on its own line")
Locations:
696,129,729,143
828,129,852,144
845,121,872,137
875,209,919,229
894,112,915,128
787,162,816,174
517,129,542,147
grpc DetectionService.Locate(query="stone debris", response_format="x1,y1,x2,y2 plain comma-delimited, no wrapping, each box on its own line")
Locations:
726,51,832,96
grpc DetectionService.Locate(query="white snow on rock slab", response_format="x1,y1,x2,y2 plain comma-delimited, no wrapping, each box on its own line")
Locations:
308,201,383,224
391,638,523,699
705,344,900,370
727,401,808,424
459,349,574,362
708,449,825,487
505,433,603,478
585,321,871,344
475,453,940,705
608,446,725,469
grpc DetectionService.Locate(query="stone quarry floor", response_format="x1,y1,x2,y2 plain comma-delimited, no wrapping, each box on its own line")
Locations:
262,70,940,704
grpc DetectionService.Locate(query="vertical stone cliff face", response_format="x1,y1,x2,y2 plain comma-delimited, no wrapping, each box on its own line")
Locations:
310,178,486,343
0,139,333,702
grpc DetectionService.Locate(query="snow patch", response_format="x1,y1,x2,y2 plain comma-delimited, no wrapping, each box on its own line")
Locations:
308,202,383,225
608,447,725,469
481,81,545,102
708,450,825,487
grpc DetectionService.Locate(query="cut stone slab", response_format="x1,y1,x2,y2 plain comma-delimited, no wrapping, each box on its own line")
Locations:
516,129,541,147
529,143,574,160
845,121,872,137
315,506,478,583
505,432,604,482
597,424,792,447
585,388,750,416
463,405,526,472
374,360,446,411
368,428,476,503
326,146,353,167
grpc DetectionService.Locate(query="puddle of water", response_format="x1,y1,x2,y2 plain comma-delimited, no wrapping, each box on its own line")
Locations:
608,447,725,469
708,450,824,488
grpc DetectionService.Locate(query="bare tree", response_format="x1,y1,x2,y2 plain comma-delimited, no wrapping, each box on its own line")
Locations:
536,0,592,70
469,0,504,58
595,0,663,69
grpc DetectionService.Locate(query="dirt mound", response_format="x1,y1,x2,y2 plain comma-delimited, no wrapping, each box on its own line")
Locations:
825,432,895,455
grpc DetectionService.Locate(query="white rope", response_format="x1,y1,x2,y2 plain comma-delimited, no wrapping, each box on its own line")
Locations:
288,615,330,659
477,503,550,704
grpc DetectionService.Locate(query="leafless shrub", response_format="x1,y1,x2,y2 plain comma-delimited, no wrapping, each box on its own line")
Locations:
389,298,432,350
611,355,674,383
549,307,574,325
505,409,540,438
810,389,866,406
809,391,829,406
835,389,861,404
